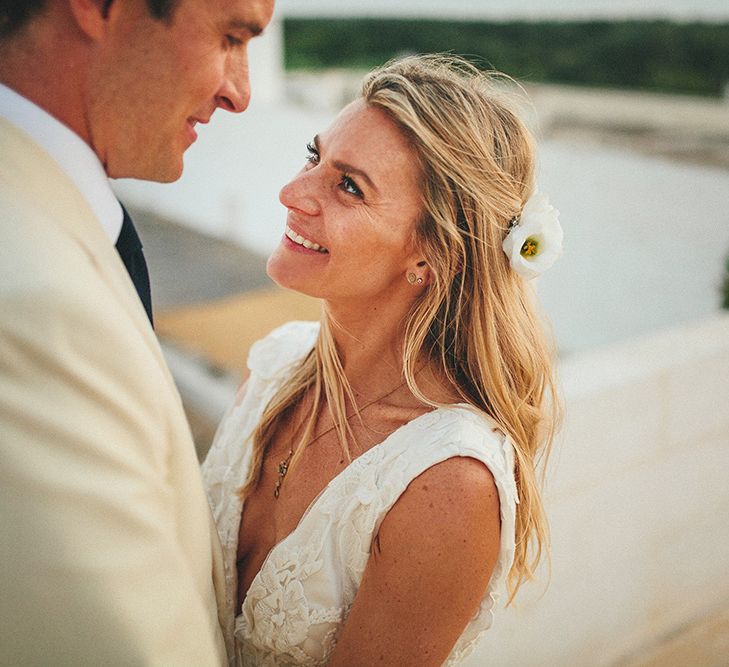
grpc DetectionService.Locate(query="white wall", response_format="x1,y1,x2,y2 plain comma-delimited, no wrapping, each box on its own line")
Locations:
467,313,729,666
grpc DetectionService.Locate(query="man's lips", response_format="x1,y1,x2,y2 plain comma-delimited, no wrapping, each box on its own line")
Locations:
185,116,211,143
185,119,198,144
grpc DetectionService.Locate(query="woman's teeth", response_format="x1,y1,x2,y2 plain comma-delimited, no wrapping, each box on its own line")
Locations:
285,226,328,253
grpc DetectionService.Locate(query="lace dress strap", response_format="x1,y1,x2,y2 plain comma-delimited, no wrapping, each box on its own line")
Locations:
246,320,320,381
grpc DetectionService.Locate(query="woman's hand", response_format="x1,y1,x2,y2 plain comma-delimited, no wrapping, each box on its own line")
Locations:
328,456,501,666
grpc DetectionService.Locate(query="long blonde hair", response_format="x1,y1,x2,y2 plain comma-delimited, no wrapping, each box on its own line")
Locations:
242,54,560,602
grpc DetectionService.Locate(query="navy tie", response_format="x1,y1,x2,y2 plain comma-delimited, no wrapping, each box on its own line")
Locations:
115,205,153,326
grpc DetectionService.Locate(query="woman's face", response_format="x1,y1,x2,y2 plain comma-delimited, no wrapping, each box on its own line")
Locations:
267,100,424,304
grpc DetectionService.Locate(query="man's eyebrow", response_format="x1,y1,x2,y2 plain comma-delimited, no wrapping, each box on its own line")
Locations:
227,19,265,37
314,135,378,194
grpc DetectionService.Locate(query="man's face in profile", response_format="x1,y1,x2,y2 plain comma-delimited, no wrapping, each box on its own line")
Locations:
89,0,274,182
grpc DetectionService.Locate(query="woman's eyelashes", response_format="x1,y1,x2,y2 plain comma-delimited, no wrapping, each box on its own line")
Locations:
304,142,364,199
305,141,319,164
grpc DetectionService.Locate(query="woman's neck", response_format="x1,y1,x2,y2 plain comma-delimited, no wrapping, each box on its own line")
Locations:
322,301,408,396
320,297,460,407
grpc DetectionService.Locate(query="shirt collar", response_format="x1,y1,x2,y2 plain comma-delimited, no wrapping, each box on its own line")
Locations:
0,82,123,242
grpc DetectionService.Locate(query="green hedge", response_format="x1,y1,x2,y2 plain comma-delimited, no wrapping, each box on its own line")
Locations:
284,18,729,97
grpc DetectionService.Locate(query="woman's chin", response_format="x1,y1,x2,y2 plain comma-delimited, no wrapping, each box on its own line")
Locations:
266,257,322,299
265,249,290,283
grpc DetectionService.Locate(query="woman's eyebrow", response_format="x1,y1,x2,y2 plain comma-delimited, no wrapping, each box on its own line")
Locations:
333,160,377,193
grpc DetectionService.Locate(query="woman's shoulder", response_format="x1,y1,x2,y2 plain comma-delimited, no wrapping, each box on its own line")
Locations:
399,452,501,524
246,320,320,380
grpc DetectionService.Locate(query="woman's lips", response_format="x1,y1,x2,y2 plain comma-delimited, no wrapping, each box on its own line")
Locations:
285,225,328,253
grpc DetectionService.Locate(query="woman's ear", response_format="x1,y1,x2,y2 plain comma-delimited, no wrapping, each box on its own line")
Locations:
407,260,432,286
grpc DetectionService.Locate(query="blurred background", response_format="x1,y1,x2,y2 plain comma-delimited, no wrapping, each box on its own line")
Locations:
114,1,729,664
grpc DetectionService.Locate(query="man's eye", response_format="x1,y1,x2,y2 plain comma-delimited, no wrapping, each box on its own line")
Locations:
226,34,243,47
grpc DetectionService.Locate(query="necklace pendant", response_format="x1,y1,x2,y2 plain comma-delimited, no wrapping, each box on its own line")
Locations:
274,450,293,499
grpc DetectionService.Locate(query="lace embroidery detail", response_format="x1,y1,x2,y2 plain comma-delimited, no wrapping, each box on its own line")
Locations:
237,534,327,661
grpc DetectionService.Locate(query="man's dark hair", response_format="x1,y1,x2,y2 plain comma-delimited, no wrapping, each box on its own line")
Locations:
145,0,177,20
0,0,44,38
0,0,178,39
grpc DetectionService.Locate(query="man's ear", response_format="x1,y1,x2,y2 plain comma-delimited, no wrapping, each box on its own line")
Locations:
67,0,114,41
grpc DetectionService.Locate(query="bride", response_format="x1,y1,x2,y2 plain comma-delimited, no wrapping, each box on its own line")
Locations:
203,54,562,666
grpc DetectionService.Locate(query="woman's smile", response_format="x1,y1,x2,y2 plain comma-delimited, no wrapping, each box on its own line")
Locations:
284,225,329,253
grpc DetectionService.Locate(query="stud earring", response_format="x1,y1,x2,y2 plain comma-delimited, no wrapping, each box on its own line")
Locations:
407,273,424,285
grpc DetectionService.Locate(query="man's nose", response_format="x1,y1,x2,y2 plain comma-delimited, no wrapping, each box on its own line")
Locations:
216,53,251,113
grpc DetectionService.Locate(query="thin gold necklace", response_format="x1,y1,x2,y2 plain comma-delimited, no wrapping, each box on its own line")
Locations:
273,378,407,499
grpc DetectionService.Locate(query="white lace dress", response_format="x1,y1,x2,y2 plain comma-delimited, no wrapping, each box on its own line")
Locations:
202,322,518,667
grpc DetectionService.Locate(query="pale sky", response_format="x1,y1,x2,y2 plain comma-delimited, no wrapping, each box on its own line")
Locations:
276,0,729,22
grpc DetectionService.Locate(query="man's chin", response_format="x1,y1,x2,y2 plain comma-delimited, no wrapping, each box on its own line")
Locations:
141,156,185,183
153,166,184,184
107,153,184,183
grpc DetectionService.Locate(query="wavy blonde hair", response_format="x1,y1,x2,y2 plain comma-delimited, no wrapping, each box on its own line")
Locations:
242,54,560,602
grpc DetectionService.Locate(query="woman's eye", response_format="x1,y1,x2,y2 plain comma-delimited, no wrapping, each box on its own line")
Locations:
305,142,319,164
303,142,362,198
341,174,363,198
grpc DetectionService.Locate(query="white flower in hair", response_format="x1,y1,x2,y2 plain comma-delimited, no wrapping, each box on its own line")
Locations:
502,191,563,280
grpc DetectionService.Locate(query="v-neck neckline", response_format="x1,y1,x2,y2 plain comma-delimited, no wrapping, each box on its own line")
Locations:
235,404,469,614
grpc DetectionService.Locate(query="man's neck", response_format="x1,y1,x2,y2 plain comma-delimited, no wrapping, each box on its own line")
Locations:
0,76,123,242
0,18,91,147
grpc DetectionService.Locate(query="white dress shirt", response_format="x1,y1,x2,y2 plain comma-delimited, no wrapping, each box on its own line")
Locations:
0,82,123,242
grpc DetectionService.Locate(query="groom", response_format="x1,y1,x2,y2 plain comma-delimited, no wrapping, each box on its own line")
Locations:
0,0,273,664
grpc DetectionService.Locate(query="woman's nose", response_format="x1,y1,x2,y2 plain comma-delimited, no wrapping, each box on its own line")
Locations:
279,170,321,216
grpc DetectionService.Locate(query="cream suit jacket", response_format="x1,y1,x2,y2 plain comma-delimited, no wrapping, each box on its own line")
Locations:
0,118,229,666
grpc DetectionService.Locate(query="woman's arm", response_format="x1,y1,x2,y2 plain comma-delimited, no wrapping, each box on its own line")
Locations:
329,456,501,666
